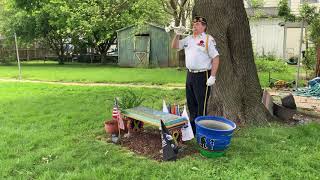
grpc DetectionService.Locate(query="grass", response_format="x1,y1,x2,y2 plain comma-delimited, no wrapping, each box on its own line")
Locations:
1,82,319,179
259,66,303,87
0,61,306,87
0,62,186,85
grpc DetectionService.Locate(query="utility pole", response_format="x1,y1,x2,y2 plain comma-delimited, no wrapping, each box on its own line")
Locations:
296,0,307,90
14,33,22,80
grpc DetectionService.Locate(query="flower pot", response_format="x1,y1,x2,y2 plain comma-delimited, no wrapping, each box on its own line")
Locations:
104,120,119,135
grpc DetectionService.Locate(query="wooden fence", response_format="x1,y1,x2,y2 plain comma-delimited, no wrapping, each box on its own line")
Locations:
0,48,57,61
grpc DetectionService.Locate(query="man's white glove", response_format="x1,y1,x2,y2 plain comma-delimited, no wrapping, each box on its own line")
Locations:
174,26,186,35
206,76,216,86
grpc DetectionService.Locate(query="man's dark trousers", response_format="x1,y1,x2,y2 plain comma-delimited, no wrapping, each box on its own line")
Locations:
186,70,211,134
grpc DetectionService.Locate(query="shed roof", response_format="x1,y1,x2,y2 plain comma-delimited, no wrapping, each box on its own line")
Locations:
116,23,165,32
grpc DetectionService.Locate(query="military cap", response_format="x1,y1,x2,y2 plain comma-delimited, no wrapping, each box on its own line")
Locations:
193,16,207,25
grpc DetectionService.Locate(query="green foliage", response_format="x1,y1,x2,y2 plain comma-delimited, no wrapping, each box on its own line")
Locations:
250,0,264,8
0,54,16,65
0,1,37,42
255,57,288,73
310,14,320,46
278,0,296,22
116,90,146,110
13,0,48,11
299,3,318,24
258,54,278,61
304,47,317,71
0,0,170,64
0,0,72,64
246,0,265,19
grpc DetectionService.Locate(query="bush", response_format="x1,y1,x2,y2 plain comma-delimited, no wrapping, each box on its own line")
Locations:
116,90,146,110
255,58,288,72
304,47,317,71
259,54,278,61
0,54,16,65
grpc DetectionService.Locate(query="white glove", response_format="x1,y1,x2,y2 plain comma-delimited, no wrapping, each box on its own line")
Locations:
206,76,216,86
174,26,186,35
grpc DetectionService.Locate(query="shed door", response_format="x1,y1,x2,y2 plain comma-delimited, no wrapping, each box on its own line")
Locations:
133,35,150,67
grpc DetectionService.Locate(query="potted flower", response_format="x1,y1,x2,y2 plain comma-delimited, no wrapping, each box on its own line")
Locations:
104,120,118,135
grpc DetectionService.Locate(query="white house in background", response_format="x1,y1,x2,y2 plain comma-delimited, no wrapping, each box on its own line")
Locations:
244,0,320,59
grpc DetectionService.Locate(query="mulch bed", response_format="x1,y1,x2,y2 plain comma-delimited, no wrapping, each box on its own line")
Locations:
112,128,198,161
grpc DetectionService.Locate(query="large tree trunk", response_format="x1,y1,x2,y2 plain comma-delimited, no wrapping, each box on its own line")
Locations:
194,0,273,124
316,45,320,77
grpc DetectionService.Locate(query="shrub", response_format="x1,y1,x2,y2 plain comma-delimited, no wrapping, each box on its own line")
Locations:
304,47,317,71
117,90,146,110
255,58,288,73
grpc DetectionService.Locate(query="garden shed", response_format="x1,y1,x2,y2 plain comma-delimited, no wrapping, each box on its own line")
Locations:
117,23,180,67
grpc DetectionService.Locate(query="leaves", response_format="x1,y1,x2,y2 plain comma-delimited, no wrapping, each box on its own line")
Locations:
278,0,296,22
117,90,146,110
0,0,170,62
255,58,288,73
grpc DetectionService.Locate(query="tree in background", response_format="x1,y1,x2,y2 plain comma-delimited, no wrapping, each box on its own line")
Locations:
278,0,296,22
161,0,194,27
309,15,320,76
278,1,320,77
0,0,72,64
69,0,169,64
0,0,170,64
299,3,319,76
193,0,273,124
245,0,265,19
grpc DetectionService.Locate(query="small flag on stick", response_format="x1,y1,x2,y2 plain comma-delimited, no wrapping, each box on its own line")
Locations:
113,98,125,130
181,105,194,141
163,100,169,113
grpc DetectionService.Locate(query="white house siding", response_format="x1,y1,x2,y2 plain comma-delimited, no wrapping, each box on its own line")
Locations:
290,0,302,15
264,0,280,7
244,0,319,14
245,0,318,59
250,19,307,59
250,19,284,58
244,0,279,8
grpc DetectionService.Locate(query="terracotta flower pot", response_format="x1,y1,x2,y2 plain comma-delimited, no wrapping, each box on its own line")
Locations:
104,120,118,135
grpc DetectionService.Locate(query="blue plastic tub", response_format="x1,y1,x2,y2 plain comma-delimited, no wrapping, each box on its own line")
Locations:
195,116,236,158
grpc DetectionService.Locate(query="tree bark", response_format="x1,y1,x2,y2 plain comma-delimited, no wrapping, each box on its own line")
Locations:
316,45,320,77
47,36,65,65
193,0,273,124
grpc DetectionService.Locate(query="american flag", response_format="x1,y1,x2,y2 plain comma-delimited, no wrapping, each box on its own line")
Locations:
113,98,125,130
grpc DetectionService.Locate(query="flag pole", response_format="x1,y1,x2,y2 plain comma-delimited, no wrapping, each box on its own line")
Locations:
14,33,22,80
117,111,121,141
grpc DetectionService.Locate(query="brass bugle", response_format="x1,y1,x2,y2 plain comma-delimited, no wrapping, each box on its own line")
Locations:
165,25,192,36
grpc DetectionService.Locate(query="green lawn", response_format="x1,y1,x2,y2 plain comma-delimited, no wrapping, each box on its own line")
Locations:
1,82,319,179
0,61,304,87
0,62,186,85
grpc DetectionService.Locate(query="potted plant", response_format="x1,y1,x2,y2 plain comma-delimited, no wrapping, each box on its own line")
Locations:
117,90,146,110
104,120,118,135
116,90,146,133
104,90,146,136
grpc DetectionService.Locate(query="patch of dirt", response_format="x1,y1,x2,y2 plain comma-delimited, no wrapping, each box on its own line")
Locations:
269,90,320,113
269,89,320,124
0,78,184,90
109,128,198,161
